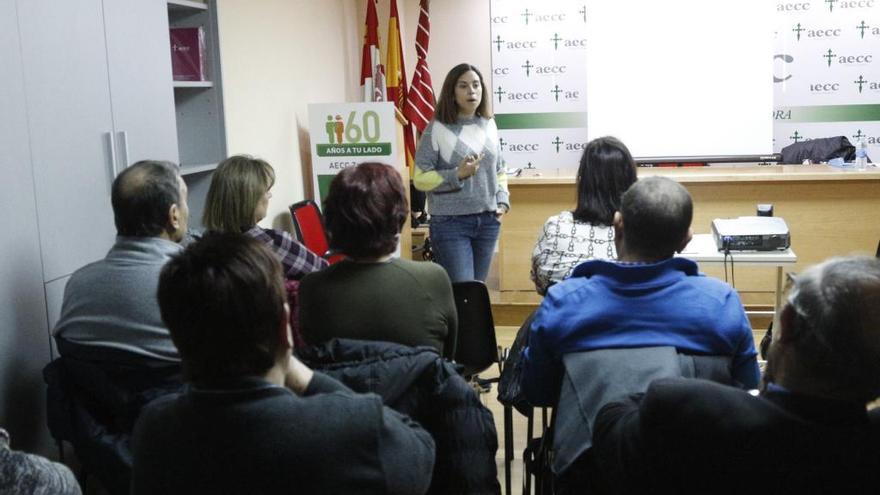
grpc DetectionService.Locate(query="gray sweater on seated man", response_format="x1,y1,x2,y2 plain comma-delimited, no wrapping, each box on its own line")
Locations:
53,236,182,365
53,159,189,367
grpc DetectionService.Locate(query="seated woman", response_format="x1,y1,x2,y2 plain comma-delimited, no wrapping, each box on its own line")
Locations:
530,136,638,295
203,155,327,279
299,163,457,356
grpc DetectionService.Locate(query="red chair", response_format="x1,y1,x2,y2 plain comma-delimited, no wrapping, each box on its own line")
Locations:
288,200,345,265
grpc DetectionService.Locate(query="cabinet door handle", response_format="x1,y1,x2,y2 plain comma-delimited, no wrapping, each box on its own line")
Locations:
118,131,130,170
107,131,119,178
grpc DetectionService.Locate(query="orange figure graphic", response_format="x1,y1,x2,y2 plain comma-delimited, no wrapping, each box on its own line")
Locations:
334,115,345,144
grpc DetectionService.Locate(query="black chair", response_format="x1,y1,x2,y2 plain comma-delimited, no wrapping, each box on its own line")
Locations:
43,356,181,495
524,347,734,493
451,281,500,378
450,280,514,494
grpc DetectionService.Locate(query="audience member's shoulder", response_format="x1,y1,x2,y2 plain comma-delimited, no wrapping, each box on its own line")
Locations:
297,387,387,429
137,390,182,421
641,378,752,420
391,257,447,280
678,261,740,299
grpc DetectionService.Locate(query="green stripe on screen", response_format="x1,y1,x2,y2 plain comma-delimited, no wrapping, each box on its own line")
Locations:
779,104,880,123
495,112,588,130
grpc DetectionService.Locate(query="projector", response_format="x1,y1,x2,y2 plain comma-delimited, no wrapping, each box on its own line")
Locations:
711,217,790,251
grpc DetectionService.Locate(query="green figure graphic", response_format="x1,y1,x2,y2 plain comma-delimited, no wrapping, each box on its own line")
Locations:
325,115,336,143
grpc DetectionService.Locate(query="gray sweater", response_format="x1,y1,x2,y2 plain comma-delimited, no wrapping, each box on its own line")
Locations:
53,236,182,364
0,428,81,495
413,116,510,216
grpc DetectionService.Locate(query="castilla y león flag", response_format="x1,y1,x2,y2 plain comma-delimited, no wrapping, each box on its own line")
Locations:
360,0,386,102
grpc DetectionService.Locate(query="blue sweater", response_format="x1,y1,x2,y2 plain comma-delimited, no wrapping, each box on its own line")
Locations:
522,257,760,406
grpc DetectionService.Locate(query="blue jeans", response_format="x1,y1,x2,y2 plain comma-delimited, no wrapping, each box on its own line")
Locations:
429,211,500,282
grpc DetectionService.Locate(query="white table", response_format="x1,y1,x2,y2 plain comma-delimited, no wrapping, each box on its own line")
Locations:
679,234,797,325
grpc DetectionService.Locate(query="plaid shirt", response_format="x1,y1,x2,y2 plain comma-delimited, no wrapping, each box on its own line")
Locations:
245,226,328,279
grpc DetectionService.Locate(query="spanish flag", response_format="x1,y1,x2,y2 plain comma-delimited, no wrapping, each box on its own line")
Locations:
386,0,415,170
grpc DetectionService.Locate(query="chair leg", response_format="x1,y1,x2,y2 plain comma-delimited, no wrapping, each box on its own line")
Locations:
524,409,534,495
77,466,88,492
504,404,513,495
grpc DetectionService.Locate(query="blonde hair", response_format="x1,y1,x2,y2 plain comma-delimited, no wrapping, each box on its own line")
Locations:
203,155,275,232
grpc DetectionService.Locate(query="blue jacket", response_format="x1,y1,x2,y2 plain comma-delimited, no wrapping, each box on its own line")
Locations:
521,258,760,406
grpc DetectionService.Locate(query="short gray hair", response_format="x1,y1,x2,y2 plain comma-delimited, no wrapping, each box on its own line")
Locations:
786,256,880,402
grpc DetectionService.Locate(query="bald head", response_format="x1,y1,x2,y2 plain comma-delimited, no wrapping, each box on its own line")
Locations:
616,176,693,260
769,256,880,402
111,160,186,239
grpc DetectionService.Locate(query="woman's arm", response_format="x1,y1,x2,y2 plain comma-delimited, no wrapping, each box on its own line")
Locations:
413,122,471,193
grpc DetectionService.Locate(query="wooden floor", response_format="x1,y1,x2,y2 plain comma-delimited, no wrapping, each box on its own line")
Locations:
481,325,527,495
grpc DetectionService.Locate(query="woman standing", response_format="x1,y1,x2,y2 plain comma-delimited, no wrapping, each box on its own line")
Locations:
203,155,327,279
413,63,510,282
530,136,638,294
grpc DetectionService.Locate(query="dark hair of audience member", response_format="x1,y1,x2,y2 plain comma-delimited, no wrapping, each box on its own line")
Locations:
111,160,181,237
766,256,880,403
620,176,693,259
435,63,493,124
323,162,409,259
572,136,638,225
158,233,286,385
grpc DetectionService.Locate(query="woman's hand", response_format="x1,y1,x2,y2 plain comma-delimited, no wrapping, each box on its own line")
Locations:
457,153,483,180
495,204,508,222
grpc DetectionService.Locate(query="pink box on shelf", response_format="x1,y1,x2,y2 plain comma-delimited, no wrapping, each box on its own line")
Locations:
170,27,207,81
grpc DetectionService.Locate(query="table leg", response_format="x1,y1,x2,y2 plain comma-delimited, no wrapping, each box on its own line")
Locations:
772,266,783,333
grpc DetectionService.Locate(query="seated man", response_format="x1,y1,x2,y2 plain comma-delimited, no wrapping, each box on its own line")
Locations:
132,233,435,494
521,176,760,407
592,256,880,493
53,160,188,367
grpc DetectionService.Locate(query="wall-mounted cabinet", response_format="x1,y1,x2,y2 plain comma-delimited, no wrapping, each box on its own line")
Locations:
17,0,179,283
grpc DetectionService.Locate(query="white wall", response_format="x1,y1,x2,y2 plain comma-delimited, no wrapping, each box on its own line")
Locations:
217,0,490,231
217,0,361,229
0,0,53,455
369,0,492,111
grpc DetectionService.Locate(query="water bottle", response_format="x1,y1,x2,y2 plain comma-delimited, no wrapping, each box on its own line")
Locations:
855,138,868,170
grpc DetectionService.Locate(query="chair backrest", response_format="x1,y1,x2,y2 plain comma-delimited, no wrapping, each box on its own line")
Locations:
43,356,181,495
288,199,344,264
551,347,733,476
451,281,498,376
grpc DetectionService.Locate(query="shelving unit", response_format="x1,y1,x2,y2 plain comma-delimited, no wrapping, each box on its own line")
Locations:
167,0,207,11
167,0,226,229
167,0,226,170
173,80,213,88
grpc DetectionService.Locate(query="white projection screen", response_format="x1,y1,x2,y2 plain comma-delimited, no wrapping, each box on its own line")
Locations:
585,0,773,158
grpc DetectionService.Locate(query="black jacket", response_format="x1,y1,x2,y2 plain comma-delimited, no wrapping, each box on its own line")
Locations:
592,377,880,494
780,136,857,164
132,373,434,494
298,339,501,495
